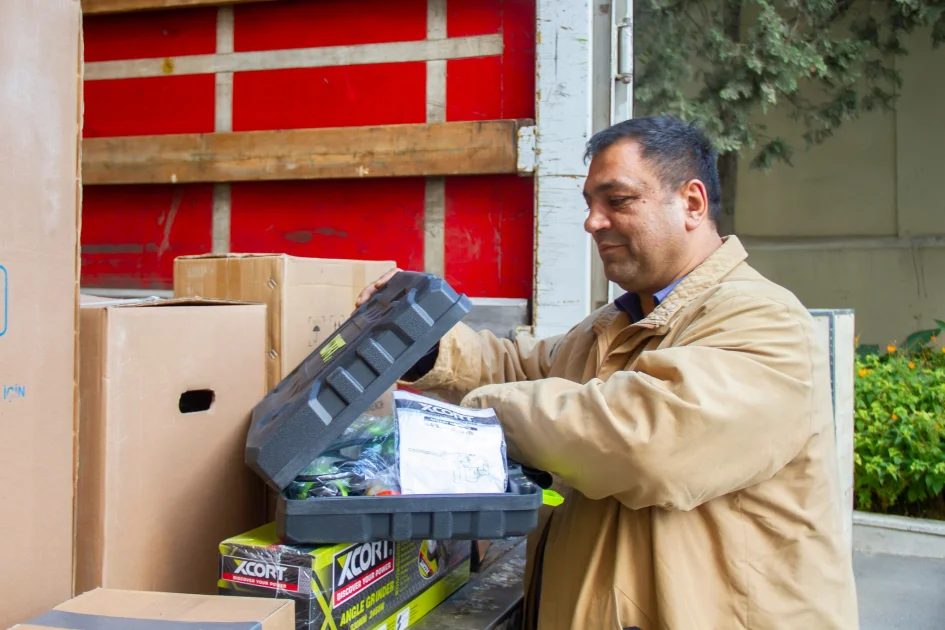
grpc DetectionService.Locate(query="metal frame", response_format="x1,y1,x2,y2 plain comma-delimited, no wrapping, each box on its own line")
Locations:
589,0,636,309
539,0,634,318
612,0,634,126
810,309,856,550
532,0,595,338
608,0,633,303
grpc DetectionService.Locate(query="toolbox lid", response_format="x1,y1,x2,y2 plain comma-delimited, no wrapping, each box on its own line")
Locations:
246,271,473,491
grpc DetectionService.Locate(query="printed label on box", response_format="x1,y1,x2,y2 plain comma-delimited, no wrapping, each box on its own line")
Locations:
308,313,348,349
3,384,25,403
333,542,395,608
221,556,302,593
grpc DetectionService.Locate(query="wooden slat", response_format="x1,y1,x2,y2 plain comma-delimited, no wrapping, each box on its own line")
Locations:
81,0,275,14
82,120,532,185
84,35,504,80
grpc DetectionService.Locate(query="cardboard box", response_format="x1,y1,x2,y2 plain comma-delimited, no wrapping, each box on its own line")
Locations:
219,524,471,630
75,298,269,596
13,588,295,630
0,1,82,627
173,254,396,391
79,293,112,305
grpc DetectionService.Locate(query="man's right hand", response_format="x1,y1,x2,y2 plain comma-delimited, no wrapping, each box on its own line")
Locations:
355,268,402,309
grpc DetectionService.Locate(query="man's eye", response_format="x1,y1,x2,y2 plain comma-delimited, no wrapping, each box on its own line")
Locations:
609,197,634,207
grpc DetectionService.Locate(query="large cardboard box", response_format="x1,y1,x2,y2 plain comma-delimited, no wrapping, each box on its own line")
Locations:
173,255,396,391
75,298,269,596
13,588,294,630
218,524,470,630
0,1,82,627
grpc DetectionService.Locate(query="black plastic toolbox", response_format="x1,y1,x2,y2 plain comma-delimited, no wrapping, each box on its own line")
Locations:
246,271,544,544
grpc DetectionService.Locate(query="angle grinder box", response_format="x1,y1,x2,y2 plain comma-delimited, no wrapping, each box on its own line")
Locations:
219,523,470,630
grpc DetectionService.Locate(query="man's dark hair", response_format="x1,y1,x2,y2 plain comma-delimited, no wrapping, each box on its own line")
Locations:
584,115,722,222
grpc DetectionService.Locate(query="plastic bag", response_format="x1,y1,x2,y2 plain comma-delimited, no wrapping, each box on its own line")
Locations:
285,413,400,499
393,391,509,495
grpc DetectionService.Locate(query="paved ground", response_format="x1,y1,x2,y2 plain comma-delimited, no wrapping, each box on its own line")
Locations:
855,551,945,629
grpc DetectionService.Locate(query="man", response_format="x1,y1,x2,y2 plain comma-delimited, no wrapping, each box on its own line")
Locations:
357,116,858,629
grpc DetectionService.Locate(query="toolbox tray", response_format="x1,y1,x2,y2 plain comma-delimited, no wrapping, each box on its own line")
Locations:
276,468,542,544
245,271,544,543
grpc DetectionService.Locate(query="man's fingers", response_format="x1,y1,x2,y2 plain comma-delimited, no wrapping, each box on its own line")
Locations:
355,285,373,307
355,268,402,308
377,269,400,286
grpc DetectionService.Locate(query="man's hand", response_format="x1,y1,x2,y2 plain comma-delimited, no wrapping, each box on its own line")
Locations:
355,268,402,308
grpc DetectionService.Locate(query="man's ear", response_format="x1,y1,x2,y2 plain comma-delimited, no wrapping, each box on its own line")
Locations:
681,179,709,230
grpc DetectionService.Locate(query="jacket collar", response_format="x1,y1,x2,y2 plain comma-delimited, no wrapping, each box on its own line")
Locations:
614,274,685,322
592,235,749,333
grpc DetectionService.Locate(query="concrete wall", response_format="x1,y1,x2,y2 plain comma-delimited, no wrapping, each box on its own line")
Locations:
737,30,945,345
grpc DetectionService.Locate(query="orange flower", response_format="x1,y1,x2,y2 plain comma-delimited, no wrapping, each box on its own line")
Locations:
855,336,860,344
887,344,897,353
909,362,916,369
858,368,870,377
932,335,938,342
892,414,899,420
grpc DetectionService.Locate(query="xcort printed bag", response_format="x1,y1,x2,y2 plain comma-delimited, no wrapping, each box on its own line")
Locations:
393,391,508,495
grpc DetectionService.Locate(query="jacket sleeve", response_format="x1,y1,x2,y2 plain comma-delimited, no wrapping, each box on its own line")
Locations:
400,321,563,405
460,294,821,511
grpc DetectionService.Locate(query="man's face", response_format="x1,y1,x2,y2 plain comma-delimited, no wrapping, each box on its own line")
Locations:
583,139,690,295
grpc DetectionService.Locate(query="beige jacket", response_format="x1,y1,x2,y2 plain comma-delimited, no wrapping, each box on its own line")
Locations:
406,237,858,629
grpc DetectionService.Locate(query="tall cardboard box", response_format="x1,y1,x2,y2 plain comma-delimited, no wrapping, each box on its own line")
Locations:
0,1,82,627
174,256,397,520
75,298,269,597
173,255,396,391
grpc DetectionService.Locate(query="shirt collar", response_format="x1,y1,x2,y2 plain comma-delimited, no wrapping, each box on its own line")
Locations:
614,275,686,323
592,236,750,333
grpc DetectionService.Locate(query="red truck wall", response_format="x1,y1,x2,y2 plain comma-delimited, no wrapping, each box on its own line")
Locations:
81,0,536,299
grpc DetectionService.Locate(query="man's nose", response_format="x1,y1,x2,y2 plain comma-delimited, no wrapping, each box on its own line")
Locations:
584,203,610,234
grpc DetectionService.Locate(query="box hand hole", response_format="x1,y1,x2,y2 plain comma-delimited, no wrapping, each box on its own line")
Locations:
179,389,215,414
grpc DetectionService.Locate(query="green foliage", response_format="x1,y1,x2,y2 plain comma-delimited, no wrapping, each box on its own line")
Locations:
634,0,945,171
854,323,945,517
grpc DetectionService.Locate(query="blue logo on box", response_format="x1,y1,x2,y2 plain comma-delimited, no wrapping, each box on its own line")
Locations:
0,265,7,337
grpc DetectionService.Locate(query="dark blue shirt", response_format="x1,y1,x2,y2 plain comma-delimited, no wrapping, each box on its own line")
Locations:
614,276,685,323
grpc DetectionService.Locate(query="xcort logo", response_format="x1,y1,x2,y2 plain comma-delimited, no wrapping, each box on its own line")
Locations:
417,402,476,422
221,556,300,593
332,542,395,608
336,541,393,588
234,560,287,581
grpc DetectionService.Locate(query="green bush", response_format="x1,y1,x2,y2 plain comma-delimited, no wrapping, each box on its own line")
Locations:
854,323,945,519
